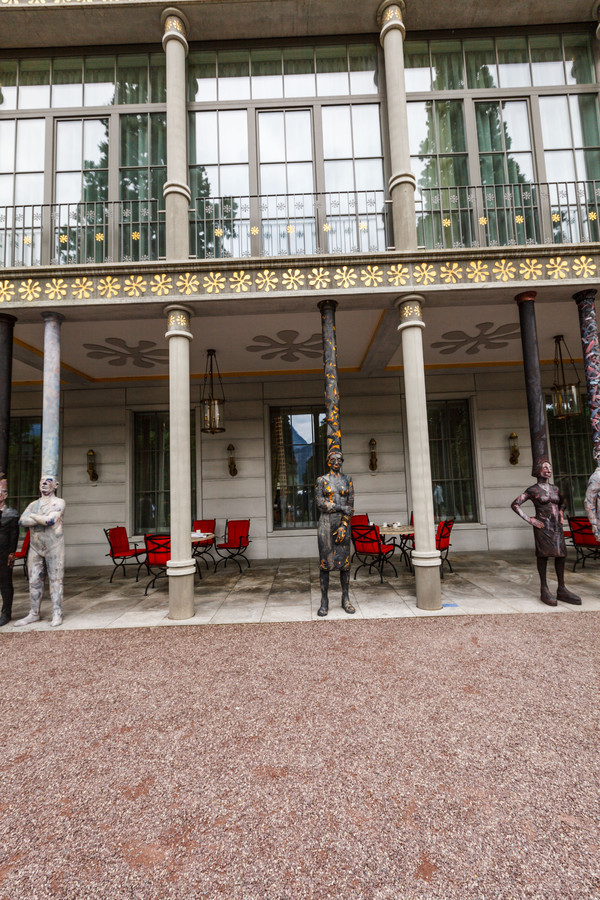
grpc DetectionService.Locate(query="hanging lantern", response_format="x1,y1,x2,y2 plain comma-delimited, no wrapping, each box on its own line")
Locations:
201,348,226,433
551,334,581,419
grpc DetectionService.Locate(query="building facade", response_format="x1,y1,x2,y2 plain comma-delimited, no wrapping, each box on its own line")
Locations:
1,0,599,611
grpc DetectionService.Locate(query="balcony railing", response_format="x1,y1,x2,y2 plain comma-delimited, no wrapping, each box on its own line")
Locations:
190,191,391,259
416,181,600,250
0,200,165,267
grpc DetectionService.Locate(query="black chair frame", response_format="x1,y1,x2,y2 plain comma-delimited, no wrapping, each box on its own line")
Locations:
351,524,398,584
144,534,171,595
568,516,600,572
104,527,146,584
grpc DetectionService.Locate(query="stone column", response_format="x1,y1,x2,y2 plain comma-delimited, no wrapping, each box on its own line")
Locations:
574,289,600,459
41,312,64,479
378,0,417,251
318,299,343,455
515,291,548,472
165,304,195,619
162,7,191,260
397,294,441,609
0,314,16,475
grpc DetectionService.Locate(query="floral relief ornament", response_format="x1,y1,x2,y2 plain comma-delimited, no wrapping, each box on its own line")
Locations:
0,281,15,303
440,262,463,284
572,256,596,278
176,273,200,295
413,263,437,285
334,266,357,289
546,257,569,280
124,276,147,297
466,260,489,283
71,277,94,300
309,267,331,289
98,276,121,299
150,274,172,296
19,279,41,302
256,269,279,292
387,265,409,287
204,272,226,294
492,259,516,282
45,278,68,301
361,266,383,287
281,269,305,290
519,259,542,281
230,271,252,293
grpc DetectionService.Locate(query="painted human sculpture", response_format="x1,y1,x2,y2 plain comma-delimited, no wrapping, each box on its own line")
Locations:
584,463,600,540
15,475,66,627
511,459,581,607
315,448,355,616
0,475,20,627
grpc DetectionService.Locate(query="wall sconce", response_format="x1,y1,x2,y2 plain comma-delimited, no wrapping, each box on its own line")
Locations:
369,438,378,472
227,444,238,477
201,349,226,434
87,449,98,481
509,432,519,466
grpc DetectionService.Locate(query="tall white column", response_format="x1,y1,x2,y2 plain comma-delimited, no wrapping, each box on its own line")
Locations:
377,0,417,251
165,304,195,619
397,294,441,610
41,311,64,479
162,7,191,260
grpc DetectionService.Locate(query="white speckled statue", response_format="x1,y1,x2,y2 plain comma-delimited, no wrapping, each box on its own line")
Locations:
584,465,600,539
15,476,66,627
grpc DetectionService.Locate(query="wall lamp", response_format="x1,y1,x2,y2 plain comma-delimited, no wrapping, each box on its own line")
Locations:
369,438,378,472
509,433,519,466
227,444,238,477
87,449,99,481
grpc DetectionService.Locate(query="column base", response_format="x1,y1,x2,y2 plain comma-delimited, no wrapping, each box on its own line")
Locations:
167,561,195,620
414,561,442,610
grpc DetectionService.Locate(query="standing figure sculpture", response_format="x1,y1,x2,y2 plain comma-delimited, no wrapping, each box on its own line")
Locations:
511,460,581,607
316,449,355,617
15,475,66,627
584,464,600,540
0,474,20,627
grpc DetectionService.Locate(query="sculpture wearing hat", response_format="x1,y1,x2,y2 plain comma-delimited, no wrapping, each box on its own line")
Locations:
511,459,581,607
315,448,355,616
15,475,66,627
0,474,20,627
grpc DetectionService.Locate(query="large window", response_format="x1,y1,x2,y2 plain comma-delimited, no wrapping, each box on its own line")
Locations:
133,411,196,535
427,399,478,523
547,397,594,515
270,406,326,530
7,417,42,521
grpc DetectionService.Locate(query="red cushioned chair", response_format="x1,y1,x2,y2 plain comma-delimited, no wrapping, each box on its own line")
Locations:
104,526,146,583
351,523,397,583
214,519,251,573
144,534,171,595
192,519,216,570
350,514,370,563
12,529,30,579
568,516,600,571
436,518,455,578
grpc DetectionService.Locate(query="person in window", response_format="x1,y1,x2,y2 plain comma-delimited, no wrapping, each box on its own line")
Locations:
315,448,355,616
0,475,20,627
511,459,581,607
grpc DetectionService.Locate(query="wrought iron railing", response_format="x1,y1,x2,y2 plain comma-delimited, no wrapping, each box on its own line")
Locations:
0,200,165,267
189,191,391,259
415,181,600,250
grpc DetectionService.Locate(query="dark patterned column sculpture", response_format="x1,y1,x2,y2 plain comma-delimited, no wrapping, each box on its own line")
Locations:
573,289,600,537
514,292,548,471
0,314,16,475
315,300,355,617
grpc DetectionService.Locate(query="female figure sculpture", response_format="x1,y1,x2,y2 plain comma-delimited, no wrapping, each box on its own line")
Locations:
511,459,581,607
315,448,355,616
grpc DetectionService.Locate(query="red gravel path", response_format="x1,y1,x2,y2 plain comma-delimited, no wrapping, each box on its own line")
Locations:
1,614,598,900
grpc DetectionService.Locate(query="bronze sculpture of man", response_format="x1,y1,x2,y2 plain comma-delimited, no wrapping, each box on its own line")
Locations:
511,459,581,607
0,474,19,627
315,448,355,616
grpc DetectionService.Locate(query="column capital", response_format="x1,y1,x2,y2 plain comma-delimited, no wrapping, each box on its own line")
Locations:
41,311,65,324
377,0,406,41
161,7,190,53
164,303,193,340
318,298,338,313
395,293,425,331
163,179,192,203
515,290,537,306
0,314,16,327
573,288,598,306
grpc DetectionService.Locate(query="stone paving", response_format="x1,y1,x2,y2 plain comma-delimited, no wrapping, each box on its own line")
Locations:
3,549,599,632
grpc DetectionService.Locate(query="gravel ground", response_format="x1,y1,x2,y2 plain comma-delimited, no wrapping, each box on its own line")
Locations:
1,613,598,900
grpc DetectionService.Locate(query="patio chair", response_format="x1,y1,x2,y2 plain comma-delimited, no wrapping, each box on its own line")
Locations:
12,529,30,579
436,518,455,578
144,534,171,595
350,514,370,563
104,526,146,583
567,516,600,571
214,519,251,573
351,523,397,583
192,518,216,569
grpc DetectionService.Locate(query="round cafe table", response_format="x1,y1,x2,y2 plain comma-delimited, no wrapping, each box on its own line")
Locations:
379,524,414,573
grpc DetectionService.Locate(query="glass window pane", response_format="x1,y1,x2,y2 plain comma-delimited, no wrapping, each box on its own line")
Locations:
219,110,248,163
431,40,464,90
150,113,166,165
56,120,83,171
497,37,530,88
19,60,50,109
0,175,13,206
285,110,312,162
436,101,466,153
55,171,81,204
316,46,349,96
476,101,503,153
539,96,570,149
570,94,600,148
117,54,148,105
260,163,287,195
83,119,108,169
251,48,283,99
465,38,498,89
349,44,378,94
283,48,315,98
352,105,382,157
259,112,285,162
189,51,217,102
0,61,17,110
407,101,434,155
84,57,115,106
502,101,531,151
579,149,600,181
507,152,534,183
218,51,250,101
121,114,148,166
355,158,384,192
438,154,468,186
564,34,594,85
404,41,431,92
531,35,564,86
544,150,576,183
15,173,43,205
286,162,314,193
0,121,15,173
322,105,352,158
84,168,107,202
120,168,148,201
52,58,83,108
324,159,354,192
15,119,45,172
191,111,218,164
219,164,249,196
150,53,166,102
